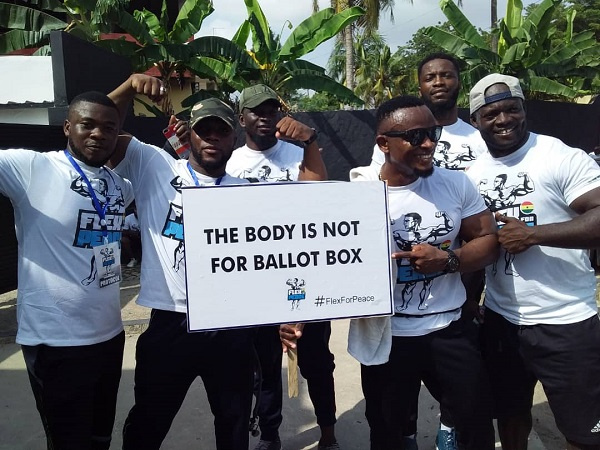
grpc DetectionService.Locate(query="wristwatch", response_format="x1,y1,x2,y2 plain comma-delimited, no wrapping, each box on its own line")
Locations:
443,249,460,274
303,128,318,147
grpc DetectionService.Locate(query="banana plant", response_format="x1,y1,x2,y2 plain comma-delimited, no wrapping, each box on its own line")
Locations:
229,0,365,107
98,0,258,114
0,0,128,54
423,0,600,100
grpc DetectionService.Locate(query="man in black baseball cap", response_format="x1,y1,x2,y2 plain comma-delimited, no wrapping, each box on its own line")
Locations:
227,84,335,450
238,84,282,111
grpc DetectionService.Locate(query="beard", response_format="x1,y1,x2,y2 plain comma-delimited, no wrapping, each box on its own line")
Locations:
248,131,277,150
67,137,109,167
423,90,459,117
190,141,227,173
414,166,434,178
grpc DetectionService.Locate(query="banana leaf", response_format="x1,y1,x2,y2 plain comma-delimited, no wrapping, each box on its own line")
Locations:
0,29,50,53
278,6,364,61
169,0,213,44
243,0,276,62
438,0,488,49
0,3,67,31
277,67,363,105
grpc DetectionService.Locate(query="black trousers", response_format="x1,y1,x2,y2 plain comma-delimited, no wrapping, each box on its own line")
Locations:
122,310,255,450
361,319,494,450
22,331,125,450
255,321,336,440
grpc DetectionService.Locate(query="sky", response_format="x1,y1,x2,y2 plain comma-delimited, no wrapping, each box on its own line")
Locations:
198,0,541,70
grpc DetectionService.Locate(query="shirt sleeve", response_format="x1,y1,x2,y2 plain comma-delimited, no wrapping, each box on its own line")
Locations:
0,149,35,205
114,137,164,185
555,144,600,206
458,171,488,219
122,180,135,210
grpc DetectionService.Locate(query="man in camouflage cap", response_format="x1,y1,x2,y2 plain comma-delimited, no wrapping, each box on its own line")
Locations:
107,74,255,450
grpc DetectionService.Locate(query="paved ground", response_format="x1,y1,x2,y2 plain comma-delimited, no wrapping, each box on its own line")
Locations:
0,266,569,449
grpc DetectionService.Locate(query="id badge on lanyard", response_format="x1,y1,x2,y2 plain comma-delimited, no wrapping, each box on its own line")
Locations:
94,241,121,288
65,151,122,288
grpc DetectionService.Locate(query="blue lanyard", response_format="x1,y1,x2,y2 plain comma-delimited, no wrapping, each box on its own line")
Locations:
187,162,223,186
64,150,108,240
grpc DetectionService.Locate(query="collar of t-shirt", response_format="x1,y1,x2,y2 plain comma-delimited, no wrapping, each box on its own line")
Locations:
187,164,225,186
487,132,533,163
243,139,282,156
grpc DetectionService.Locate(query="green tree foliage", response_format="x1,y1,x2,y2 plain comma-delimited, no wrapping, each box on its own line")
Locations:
424,0,600,100
391,23,451,96
534,0,600,42
318,0,396,91
288,90,341,111
0,0,129,54
527,0,600,93
97,0,243,114
329,31,407,107
226,0,364,107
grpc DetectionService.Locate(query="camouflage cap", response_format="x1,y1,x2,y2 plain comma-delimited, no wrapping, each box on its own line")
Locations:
239,84,281,111
189,97,235,130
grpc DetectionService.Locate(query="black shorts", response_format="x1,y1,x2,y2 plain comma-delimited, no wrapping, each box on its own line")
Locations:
481,309,600,445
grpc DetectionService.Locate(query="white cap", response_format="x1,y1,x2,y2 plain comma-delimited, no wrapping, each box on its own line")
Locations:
469,73,525,115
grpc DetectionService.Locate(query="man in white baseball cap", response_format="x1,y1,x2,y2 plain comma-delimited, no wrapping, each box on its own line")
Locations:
467,73,600,450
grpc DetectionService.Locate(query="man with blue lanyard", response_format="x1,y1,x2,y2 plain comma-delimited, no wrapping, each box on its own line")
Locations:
0,92,134,449
105,75,252,449
107,74,327,449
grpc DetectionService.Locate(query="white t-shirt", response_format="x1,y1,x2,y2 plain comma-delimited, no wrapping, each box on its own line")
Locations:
124,213,139,231
370,118,487,171
0,149,134,346
349,165,487,336
467,133,600,325
226,140,303,182
114,137,247,312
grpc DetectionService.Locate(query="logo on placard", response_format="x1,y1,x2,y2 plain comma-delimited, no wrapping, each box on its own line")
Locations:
286,278,306,310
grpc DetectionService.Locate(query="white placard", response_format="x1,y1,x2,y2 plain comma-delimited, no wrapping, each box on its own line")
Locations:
181,181,393,331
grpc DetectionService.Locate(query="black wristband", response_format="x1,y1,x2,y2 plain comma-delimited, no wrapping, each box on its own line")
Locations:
303,128,318,147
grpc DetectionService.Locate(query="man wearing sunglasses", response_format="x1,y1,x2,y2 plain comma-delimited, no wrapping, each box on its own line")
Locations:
369,53,489,450
105,74,257,450
226,84,337,450
467,74,600,450
348,95,498,450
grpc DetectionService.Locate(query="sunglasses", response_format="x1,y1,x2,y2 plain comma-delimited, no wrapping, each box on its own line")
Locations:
382,126,443,146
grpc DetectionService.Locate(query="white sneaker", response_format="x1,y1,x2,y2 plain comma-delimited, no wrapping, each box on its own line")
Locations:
126,258,138,268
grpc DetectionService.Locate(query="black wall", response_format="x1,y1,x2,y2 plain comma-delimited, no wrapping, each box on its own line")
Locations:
0,124,66,293
48,31,132,125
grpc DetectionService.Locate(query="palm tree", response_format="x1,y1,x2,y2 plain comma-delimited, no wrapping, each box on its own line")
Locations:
354,33,407,107
313,0,397,91
491,0,498,52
